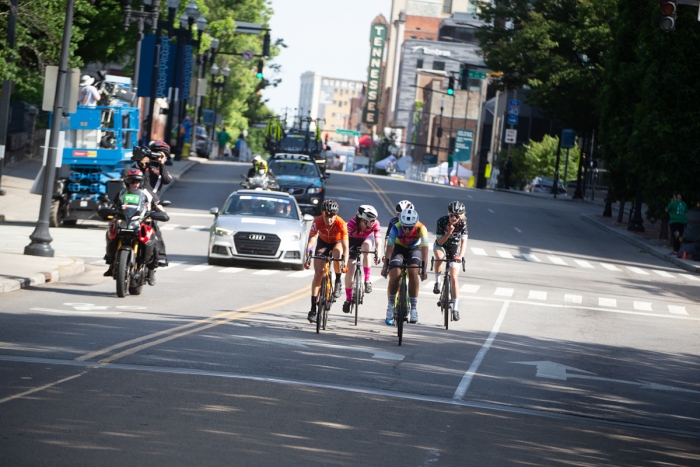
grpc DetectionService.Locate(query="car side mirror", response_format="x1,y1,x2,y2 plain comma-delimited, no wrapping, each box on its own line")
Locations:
160,200,171,207
210,207,219,217
323,172,331,179
302,214,314,222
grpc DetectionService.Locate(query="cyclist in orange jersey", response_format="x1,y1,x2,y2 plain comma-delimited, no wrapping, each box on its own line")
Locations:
304,199,349,323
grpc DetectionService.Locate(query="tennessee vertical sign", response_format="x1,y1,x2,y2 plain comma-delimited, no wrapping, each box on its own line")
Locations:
362,18,387,125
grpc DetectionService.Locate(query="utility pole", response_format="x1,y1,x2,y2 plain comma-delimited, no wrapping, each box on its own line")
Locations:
0,0,19,197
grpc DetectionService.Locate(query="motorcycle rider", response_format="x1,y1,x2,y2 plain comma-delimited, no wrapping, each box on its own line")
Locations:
103,168,165,285
246,158,276,180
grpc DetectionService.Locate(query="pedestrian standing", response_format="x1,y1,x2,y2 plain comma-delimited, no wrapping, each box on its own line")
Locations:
179,116,192,160
666,191,688,256
503,156,513,189
78,75,100,106
217,126,231,159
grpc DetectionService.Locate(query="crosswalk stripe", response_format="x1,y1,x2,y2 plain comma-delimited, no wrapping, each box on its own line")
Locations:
497,250,514,259
184,264,212,272
528,290,547,300
668,305,688,315
653,270,674,278
494,287,514,297
679,274,700,282
598,298,617,307
627,266,649,275
161,261,186,270
600,263,622,271
219,267,244,274
253,270,279,276
460,284,481,293
471,247,487,256
160,224,180,231
633,301,653,311
574,259,594,269
186,225,207,232
548,256,568,266
424,282,437,289
564,294,582,304
287,270,315,278
522,253,540,262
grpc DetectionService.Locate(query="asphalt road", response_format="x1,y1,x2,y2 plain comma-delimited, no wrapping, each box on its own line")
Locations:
1,160,698,466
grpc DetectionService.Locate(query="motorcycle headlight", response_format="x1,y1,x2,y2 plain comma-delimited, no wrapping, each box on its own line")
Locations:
215,226,234,236
307,187,323,194
127,220,141,230
117,220,127,229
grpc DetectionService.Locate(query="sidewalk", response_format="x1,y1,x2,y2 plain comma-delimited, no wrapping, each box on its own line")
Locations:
0,156,200,294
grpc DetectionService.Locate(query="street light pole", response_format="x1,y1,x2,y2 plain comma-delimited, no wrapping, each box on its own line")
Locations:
24,0,76,257
123,0,160,100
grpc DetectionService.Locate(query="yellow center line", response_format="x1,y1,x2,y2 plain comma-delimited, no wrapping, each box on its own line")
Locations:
98,288,310,364
362,176,394,217
77,286,309,362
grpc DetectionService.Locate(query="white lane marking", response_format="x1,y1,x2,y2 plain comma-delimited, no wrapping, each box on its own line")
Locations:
600,263,622,271
90,260,106,265
161,261,186,270
574,259,594,269
471,247,487,256
219,267,245,274
253,270,279,276
668,305,688,315
548,256,568,266
0,371,87,405
30,308,121,315
160,224,180,231
634,302,653,311
627,266,649,275
679,274,700,282
564,294,582,304
454,301,510,400
599,298,617,307
497,250,514,259
514,227,522,233
653,270,674,278
467,195,473,199
522,253,540,262
287,270,315,278
185,225,207,232
528,291,547,300
494,287,514,297
237,337,404,361
167,212,213,218
460,284,481,293
487,208,494,213
184,264,213,272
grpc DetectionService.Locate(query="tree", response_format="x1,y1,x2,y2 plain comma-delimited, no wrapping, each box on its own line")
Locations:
501,135,580,189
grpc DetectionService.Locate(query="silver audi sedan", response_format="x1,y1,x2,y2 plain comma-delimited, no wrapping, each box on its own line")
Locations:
208,190,313,269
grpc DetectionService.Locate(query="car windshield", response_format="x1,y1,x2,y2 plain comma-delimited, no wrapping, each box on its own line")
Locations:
223,194,299,220
269,160,320,178
196,127,207,136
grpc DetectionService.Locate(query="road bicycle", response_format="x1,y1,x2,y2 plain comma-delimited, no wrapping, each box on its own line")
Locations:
306,255,344,334
385,259,424,346
350,249,378,326
431,256,466,330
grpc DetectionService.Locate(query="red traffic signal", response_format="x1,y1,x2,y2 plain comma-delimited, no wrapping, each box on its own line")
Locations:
660,0,677,32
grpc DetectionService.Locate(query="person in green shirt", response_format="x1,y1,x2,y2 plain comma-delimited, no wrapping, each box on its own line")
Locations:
666,191,688,256
217,126,231,159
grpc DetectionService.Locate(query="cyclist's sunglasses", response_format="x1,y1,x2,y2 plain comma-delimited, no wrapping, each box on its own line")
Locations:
323,211,337,217
401,225,415,232
449,213,461,218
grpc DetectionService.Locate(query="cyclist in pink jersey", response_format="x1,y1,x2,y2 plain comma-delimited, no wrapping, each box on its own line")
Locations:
342,205,382,313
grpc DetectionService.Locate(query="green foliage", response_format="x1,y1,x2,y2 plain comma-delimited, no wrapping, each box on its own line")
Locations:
502,136,580,189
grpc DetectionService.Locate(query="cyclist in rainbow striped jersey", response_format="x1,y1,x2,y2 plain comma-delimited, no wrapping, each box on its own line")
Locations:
381,209,429,324
342,205,382,313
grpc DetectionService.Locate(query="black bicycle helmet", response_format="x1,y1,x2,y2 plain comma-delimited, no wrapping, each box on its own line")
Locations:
448,201,466,215
322,199,339,214
395,200,414,214
148,140,170,157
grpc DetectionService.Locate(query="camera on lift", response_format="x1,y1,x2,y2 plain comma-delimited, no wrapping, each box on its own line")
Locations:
132,146,162,168
94,71,135,106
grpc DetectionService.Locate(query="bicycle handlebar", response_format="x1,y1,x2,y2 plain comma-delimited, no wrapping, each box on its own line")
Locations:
431,256,466,272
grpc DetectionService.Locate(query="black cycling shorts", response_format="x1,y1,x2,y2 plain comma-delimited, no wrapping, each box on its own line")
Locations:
314,237,340,258
348,236,375,260
389,244,422,268
434,241,460,259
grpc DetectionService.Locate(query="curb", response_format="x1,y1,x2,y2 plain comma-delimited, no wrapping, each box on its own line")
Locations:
580,214,700,274
0,257,85,294
159,159,200,197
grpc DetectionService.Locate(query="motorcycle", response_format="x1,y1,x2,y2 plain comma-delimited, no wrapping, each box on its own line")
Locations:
240,173,279,191
99,192,170,297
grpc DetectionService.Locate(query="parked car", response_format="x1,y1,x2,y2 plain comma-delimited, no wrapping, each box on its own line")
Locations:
527,176,567,195
268,153,329,215
194,126,213,157
208,190,313,268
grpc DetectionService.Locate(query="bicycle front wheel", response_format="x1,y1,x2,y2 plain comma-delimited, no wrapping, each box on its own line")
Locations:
397,277,408,346
317,277,327,334
323,275,332,331
353,266,362,326
442,276,451,330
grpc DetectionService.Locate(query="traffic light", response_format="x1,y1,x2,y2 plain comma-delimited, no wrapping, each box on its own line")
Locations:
256,60,264,79
262,32,271,57
660,0,677,32
459,64,469,90
447,77,455,95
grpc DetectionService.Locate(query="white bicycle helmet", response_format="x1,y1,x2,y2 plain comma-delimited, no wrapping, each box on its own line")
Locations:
399,208,419,227
357,205,378,221
395,200,414,215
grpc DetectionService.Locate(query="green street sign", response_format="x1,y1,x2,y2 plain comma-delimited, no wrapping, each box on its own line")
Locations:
468,70,487,80
453,129,474,162
336,129,360,137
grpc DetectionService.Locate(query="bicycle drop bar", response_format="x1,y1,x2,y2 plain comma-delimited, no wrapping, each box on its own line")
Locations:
431,256,466,272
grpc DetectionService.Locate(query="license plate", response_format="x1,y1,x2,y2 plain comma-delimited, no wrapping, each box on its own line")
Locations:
80,200,88,207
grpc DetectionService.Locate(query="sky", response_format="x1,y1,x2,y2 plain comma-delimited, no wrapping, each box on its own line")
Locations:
265,0,393,118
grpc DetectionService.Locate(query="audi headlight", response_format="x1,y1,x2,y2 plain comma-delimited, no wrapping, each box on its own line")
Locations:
215,226,234,236
290,232,302,241
127,220,140,230
307,187,323,194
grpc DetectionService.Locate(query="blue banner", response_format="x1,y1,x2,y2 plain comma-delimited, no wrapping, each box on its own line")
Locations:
155,36,172,98
181,45,193,100
137,35,155,97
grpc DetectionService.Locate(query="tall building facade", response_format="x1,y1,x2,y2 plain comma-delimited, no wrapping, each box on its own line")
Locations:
297,72,364,140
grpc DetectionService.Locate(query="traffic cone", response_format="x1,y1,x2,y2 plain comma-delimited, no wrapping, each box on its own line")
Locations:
681,251,687,260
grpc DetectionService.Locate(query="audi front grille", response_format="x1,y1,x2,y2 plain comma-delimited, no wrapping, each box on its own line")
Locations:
233,232,281,256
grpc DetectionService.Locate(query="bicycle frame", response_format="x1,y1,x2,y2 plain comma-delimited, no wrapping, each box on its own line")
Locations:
431,256,466,330
350,249,378,326
307,255,344,333
386,260,424,346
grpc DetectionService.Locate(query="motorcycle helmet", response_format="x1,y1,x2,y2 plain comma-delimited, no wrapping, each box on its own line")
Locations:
322,199,339,215
124,168,144,186
148,140,170,157
357,205,378,222
252,155,263,165
447,201,466,215
395,200,414,215
399,208,419,227
255,160,268,175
